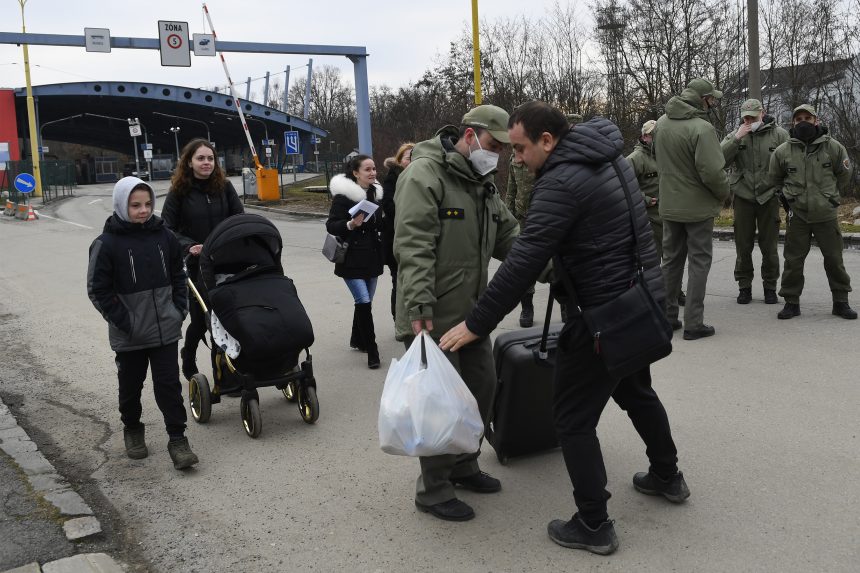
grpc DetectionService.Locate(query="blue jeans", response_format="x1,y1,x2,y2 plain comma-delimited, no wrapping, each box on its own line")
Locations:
344,277,377,304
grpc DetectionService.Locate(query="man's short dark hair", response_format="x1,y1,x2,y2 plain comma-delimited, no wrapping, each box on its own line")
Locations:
508,101,569,143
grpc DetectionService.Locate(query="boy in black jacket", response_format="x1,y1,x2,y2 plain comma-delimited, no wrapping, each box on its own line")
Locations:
87,177,199,470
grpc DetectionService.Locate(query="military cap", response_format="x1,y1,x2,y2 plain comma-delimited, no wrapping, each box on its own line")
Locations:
641,120,657,136
461,105,511,143
686,77,723,99
792,104,817,118
740,98,763,118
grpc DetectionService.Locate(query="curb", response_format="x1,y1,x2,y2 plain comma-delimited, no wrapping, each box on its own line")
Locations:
0,399,101,542
241,202,327,219
2,553,124,573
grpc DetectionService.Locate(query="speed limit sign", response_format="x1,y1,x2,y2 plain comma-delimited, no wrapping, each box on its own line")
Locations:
158,21,190,67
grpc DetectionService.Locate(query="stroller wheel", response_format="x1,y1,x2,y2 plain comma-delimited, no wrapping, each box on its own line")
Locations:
282,380,298,403
189,374,212,423
298,386,319,424
240,395,262,438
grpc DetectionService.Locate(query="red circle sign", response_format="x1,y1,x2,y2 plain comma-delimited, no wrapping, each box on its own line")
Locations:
166,34,182,49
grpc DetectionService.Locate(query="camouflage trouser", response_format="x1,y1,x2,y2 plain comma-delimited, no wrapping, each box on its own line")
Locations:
778,217,852,303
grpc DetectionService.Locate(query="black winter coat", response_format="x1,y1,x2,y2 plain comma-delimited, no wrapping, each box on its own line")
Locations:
465,118,665,337
161,178,244,278
87,214,188,352
325,174,385,279
380,164,401,269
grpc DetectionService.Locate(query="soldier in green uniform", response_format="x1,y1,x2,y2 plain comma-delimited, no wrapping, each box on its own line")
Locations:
722,99,789,305
768,104,856,320
506,113,582,327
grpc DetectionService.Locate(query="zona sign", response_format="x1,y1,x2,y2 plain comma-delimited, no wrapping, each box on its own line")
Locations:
158,20,190,67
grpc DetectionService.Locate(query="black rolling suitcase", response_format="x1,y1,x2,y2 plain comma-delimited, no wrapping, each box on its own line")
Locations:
488,301,563,464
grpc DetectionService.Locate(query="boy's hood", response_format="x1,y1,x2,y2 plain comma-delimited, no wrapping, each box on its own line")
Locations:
113,176,155,222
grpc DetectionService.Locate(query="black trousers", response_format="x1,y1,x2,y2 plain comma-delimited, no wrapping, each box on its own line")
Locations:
553,319,679,523
115,341,187,437
184,282,207,354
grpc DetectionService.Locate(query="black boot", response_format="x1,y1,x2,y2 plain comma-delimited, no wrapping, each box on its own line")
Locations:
349,306,366,352
519,293,534,328
737,287,752,304
832,301,858,320
356,302,380,369
390,286,397,321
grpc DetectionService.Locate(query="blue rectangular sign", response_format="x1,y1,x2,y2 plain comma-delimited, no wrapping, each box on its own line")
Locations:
284,131,300,155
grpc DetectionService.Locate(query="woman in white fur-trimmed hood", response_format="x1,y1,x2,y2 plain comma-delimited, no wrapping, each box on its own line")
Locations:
325,154,386,369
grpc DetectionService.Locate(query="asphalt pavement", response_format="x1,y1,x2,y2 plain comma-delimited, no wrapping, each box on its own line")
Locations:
0,185,858,572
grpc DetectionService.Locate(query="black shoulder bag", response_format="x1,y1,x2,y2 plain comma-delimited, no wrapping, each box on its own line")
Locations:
553,159,673,380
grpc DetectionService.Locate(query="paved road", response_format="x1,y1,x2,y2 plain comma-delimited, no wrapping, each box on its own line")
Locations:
1,189,858,572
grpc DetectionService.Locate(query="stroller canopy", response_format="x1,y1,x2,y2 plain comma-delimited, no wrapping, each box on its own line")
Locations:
200,213,283,289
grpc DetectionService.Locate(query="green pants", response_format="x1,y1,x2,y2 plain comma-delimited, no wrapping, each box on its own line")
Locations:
650,218,663,261
662,218,714,329
733,196,781,290
401,335,497,505
778,217,852,303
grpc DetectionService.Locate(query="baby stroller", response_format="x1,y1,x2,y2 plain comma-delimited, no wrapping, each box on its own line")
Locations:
185,213,319,438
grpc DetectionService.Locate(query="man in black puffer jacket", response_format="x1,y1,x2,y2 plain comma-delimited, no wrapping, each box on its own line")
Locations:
440,102,688,555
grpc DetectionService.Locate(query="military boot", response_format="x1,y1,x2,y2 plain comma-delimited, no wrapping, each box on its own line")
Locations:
736,288,752,304
167,437,199,470
518,293,534,328
123,424,148,459
832,302,858,320
778,302,801,320
764,289,778,305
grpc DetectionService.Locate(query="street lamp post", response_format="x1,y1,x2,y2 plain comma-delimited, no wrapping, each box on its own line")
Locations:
128,118,142,179
169,127,181,165
153,111,211,143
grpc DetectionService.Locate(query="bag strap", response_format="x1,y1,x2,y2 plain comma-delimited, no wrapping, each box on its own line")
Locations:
538,293,554,359
552,158,643,316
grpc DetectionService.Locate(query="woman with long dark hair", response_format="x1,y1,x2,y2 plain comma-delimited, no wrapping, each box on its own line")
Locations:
326,154,385,369
162,138,244,381
380,142,414,320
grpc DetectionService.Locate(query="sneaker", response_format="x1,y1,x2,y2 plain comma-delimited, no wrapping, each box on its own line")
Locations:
683,324,715,340
678,290,686,307
123,424,148,460
547,514,619,555
832,302,858,320
736,288,752,304
180,347,197,381
450,470,501,493
167,437,199,470
415,498,475,521
764,289,778,305
778,302,801,320
633,470,690,503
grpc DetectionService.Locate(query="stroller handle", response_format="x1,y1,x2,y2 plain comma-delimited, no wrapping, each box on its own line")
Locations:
184,253,209,315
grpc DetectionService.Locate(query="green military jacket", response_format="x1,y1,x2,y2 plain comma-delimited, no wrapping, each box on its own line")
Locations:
506,157,535,222
768,132,852,224
721,119,789,204
626,140,660,224
393,126,520,340
655,89,730,222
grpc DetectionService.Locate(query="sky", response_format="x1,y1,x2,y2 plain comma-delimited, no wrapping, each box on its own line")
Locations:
0,0,592,100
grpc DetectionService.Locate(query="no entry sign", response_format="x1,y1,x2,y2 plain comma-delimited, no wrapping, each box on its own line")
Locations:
158,21,190,67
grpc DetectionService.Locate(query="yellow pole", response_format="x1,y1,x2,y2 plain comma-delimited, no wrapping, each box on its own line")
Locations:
471,0,482,105
19,0,43,197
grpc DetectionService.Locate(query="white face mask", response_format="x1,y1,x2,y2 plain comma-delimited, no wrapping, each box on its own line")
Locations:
750,121,763,132
468,136,499,176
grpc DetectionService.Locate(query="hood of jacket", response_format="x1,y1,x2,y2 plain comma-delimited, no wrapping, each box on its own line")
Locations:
664,88,708,120
540,118,624,176
410,126,491,186
383,157,403,171
329,173,384,203
112,176,155,223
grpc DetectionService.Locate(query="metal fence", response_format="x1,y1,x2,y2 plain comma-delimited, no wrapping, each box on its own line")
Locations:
1,160,77,203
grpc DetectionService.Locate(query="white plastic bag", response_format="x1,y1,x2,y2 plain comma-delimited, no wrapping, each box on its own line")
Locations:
378,332,484,457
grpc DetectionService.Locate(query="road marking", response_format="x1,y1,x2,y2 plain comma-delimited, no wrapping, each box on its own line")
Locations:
36,213,93,230
88,199,102,205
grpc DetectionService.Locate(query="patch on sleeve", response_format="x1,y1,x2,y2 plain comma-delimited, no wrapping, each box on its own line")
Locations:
439,207,465,220
644,172,658,179
844,158,852,171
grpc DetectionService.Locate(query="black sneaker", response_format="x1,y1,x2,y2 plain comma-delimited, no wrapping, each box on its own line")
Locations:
764,289,778,304
633,470,690,503
450,470,501,493
167,437,199,470
123,424,148,460
415,498,475,521
778,302,800,320
737,288,752,304
832,302,858,320
683,324,715,340
547,514,619,555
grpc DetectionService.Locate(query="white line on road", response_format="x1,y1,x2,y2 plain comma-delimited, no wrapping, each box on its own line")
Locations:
88,199,102,205
36,213,93,230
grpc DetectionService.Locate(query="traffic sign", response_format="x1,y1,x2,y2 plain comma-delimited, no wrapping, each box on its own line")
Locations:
129,124,142,138
284,131,300,155
193,33,216,56
158,21,191,67
143,150,153,160
84,28,111,53
142,143,153,150
39,146,49,153
14,173,36,194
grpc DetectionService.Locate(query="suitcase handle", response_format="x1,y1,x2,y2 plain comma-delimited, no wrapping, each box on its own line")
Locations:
538,290,555,359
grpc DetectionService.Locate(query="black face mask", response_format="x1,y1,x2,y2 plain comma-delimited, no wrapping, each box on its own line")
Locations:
791,121,820,143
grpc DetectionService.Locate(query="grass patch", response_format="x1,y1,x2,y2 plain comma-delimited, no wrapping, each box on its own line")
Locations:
246,175,331,211
715,200,860,232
